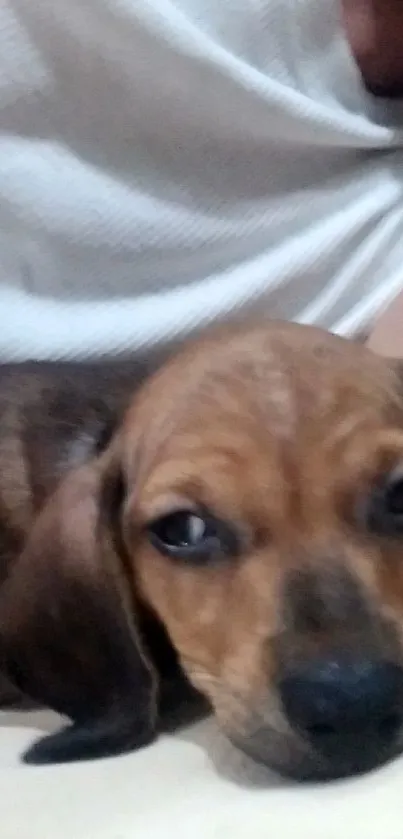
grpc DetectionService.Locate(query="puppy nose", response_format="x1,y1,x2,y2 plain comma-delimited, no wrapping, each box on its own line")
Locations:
280,656,403,759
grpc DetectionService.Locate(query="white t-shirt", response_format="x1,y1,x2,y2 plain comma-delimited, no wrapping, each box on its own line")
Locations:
1,0,403,360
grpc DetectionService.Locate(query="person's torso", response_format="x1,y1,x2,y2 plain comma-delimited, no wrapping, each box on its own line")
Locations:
1,0,403,358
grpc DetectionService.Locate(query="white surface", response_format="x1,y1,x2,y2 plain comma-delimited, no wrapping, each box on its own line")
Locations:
1,0,403,359
1,709,403,838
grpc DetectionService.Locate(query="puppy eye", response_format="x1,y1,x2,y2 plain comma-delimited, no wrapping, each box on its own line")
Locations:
146,510,238,563
367,471,403,537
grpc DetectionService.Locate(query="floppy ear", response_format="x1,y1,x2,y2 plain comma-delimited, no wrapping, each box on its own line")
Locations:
0,448,158,765
385,359,403,409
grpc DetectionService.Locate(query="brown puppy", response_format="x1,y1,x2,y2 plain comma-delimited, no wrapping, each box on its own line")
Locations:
2,321,403,781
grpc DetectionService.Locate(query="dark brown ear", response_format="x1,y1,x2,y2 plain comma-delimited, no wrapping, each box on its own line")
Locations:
392,360,403,381
386,359,403,409
0,452,157,765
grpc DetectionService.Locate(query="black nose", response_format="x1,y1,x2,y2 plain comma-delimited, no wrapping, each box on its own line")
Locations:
280,656,403,767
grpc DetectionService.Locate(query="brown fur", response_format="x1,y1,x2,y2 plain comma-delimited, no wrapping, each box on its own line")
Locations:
2,321,403,778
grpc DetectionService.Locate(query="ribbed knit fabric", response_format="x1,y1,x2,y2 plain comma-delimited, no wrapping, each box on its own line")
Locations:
1,0,403,359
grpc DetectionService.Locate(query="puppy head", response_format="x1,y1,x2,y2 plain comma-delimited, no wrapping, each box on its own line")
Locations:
116,321,403,781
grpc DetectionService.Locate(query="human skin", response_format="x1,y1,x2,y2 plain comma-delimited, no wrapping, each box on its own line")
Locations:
342,0,403,97
367,294,403,358
342,2,403,355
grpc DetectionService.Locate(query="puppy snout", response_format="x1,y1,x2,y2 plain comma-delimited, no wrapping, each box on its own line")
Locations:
280,655,403,766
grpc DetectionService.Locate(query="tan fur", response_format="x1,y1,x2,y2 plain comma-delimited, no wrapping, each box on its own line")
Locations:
119,322,403,774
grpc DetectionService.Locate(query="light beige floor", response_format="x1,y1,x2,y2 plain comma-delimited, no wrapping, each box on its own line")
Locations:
1,709,402,839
